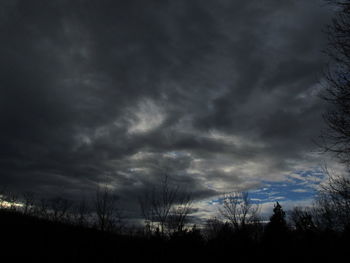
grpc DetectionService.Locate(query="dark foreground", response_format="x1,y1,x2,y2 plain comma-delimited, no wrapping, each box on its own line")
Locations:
0,210,348,263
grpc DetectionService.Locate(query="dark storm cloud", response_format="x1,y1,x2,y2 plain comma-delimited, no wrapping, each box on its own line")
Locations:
0,0,332,210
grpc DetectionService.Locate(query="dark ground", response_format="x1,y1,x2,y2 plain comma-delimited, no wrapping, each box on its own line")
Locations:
0,209,348,263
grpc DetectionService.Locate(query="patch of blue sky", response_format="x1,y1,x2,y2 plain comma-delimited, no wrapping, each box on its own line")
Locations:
249,168,326,204
206,168,326,207
249,181,314,203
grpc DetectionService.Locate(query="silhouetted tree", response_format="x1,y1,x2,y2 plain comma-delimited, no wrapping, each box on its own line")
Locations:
0,189,19,210
35,197,50,219
321,0,350,164
270,202,287,227
166,193,193,234
5,191,19,211
139,175,193,235
264,202,289,242
48,196,72,222
218,192,260,231
94,186,123,232
290,207,316,232
0,188,6,208
316,0,350,237
72,198,91,227
22,192,35,215
314,168,350,231
203,217,226,240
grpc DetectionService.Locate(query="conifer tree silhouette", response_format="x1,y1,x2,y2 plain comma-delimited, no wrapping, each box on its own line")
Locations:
264,202,289,242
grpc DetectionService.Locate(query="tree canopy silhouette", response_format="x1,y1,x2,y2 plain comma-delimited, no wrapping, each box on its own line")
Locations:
321,0,350,164
264,202,289,241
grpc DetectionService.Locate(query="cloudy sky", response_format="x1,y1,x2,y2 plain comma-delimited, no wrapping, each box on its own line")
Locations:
0,0,338,219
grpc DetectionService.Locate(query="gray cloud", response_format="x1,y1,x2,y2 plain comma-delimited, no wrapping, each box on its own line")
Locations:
0,0,332,215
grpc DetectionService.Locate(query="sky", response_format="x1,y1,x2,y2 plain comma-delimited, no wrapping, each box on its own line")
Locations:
0,0,340,221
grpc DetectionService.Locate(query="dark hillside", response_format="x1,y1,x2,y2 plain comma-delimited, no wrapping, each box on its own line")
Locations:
0,208,348,263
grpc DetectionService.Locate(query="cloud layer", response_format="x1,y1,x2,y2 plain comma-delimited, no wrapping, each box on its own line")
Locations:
0,0,333,215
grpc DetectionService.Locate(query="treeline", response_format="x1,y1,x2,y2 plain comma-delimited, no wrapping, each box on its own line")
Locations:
1,173,350,235
0,172,349,262
0,186,126,233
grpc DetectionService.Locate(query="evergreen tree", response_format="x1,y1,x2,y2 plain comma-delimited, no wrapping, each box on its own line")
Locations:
269,202,287,228
264,202,289,241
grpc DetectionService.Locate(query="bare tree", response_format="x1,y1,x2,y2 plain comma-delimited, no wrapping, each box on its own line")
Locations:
48,196,72,222
314,167,350,230
139,175,193,235
219,192,260,230
94,186,123,232
290,207,316,232
22,192,36,215
72,198,91,227
7,191,19,211
0,190,20,211
35,198,50,219
321,0,350,164
0,188,6,209
203,217,226,240
166,192,193,233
